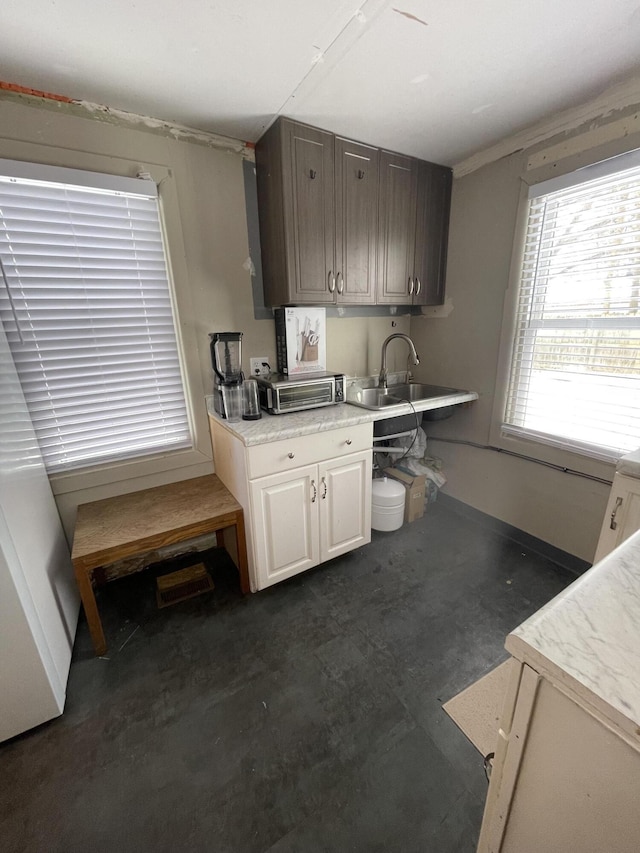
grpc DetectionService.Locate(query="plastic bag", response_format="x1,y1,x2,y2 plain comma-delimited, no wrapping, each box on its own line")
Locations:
387,428,447,489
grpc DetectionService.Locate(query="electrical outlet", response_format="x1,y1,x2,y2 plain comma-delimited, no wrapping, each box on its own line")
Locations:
250,357,270,377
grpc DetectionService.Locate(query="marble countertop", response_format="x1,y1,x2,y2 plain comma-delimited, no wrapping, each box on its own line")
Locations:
507,528,640,734
207,398,374,446
616,448,640,479
206,380,478,447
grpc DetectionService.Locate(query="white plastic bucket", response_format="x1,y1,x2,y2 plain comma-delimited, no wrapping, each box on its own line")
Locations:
371,476,405,532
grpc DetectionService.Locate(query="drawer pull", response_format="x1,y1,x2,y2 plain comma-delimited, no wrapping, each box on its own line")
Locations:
610,496,623,529
288,452,295,459
311,480,317,503
345,439,352,445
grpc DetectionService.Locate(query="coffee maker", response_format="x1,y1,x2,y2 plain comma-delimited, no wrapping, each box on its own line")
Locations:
210,332,243,418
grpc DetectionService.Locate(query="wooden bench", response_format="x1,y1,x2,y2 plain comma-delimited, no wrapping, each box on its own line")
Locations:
71,474,249,656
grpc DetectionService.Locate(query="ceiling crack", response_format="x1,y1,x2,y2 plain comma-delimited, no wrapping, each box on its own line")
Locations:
393,8,428,27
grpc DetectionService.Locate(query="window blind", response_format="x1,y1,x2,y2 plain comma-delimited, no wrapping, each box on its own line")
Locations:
0,163,192,473
504,156,640,461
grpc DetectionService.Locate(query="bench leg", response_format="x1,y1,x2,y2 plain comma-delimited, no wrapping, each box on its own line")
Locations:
73,563,107,656
220,519,251,594
234,511,251,595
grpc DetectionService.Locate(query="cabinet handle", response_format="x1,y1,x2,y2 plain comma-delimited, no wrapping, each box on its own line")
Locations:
345,439,352,445
321,477,327,499
610,496,623,529
357,169,365,180
311,479,317,503
309,169,317,179
328,271,335,293
288,452,295,459
408,277,414,295
415,277,422,296
336,271,344,294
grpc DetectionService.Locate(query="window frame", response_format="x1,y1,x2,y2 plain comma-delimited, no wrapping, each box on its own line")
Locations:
491,141,640,478
0,144,212,496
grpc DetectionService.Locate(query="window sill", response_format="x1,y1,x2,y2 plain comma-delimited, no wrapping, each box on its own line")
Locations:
492,425,616,483
49,446,212,497
501,425,624,465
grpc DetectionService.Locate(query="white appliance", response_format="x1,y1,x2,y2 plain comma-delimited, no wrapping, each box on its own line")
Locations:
0,321,79,742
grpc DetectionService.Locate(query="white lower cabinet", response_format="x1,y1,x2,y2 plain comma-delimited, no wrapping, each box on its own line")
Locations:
594,472,640,562
319,452,371,562
250,464,319,585
478,661,640,853
209,416,373,591
251,450,371,588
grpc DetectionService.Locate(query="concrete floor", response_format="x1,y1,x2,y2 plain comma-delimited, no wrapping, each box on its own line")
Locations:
1,500,576,853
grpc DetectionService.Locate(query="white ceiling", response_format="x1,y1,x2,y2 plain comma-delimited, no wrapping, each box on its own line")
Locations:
3,0,640,165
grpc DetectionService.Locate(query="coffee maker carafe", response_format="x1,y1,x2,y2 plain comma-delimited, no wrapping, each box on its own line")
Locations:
210,332,243,418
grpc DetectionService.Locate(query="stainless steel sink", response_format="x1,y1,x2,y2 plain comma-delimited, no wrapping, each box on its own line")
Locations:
348,383,463,411
385,383,460,402
352,388,404,408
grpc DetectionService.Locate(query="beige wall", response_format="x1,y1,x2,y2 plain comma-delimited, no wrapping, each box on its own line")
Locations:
410,105,640,562
0,96,408,537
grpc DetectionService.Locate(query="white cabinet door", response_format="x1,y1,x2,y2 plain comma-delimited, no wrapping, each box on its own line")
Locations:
250,464,320,588
319,450,372,562
594,473,640,563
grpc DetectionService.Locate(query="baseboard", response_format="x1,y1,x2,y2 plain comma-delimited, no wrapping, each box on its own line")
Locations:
437,493,591,577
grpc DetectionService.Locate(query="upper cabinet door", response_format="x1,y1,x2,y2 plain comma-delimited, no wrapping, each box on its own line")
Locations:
376,152,419,304
282,121,335,304
413,162,452,306
334,138,379,304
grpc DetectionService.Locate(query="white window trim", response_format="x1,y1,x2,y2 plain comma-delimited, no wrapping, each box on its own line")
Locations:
0,143,212,496
490,142,640,480
0,158,159,196
528,147,640,200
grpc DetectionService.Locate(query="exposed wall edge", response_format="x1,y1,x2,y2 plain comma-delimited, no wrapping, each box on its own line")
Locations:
525,109,640,172
437,492,591,577
0,83,254,159
453,74,640,178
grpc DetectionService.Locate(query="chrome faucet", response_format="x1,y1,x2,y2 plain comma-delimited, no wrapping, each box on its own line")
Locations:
378,334,420,389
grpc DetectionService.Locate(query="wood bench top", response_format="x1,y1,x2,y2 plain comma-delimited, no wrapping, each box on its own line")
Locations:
71,474,242,572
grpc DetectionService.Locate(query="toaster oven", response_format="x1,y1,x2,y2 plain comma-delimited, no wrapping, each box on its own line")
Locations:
256,372,345,414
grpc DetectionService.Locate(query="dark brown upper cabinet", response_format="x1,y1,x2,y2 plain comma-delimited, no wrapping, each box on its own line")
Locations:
256,119,334,305
256,118,378,306
256,117,451,307
376,152,419,304
334,137,379,304
413,162,452,306
377,156,452,306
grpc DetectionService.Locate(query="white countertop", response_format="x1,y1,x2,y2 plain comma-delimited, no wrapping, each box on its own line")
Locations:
207,398,374,446
206,385,478,447
616,448,640,479
507,528,640,736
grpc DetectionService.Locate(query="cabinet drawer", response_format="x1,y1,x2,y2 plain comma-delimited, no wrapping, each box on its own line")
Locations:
247,422,372,480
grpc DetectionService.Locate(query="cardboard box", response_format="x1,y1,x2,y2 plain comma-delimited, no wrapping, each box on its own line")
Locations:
385,468,426,523
274,307,327,375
